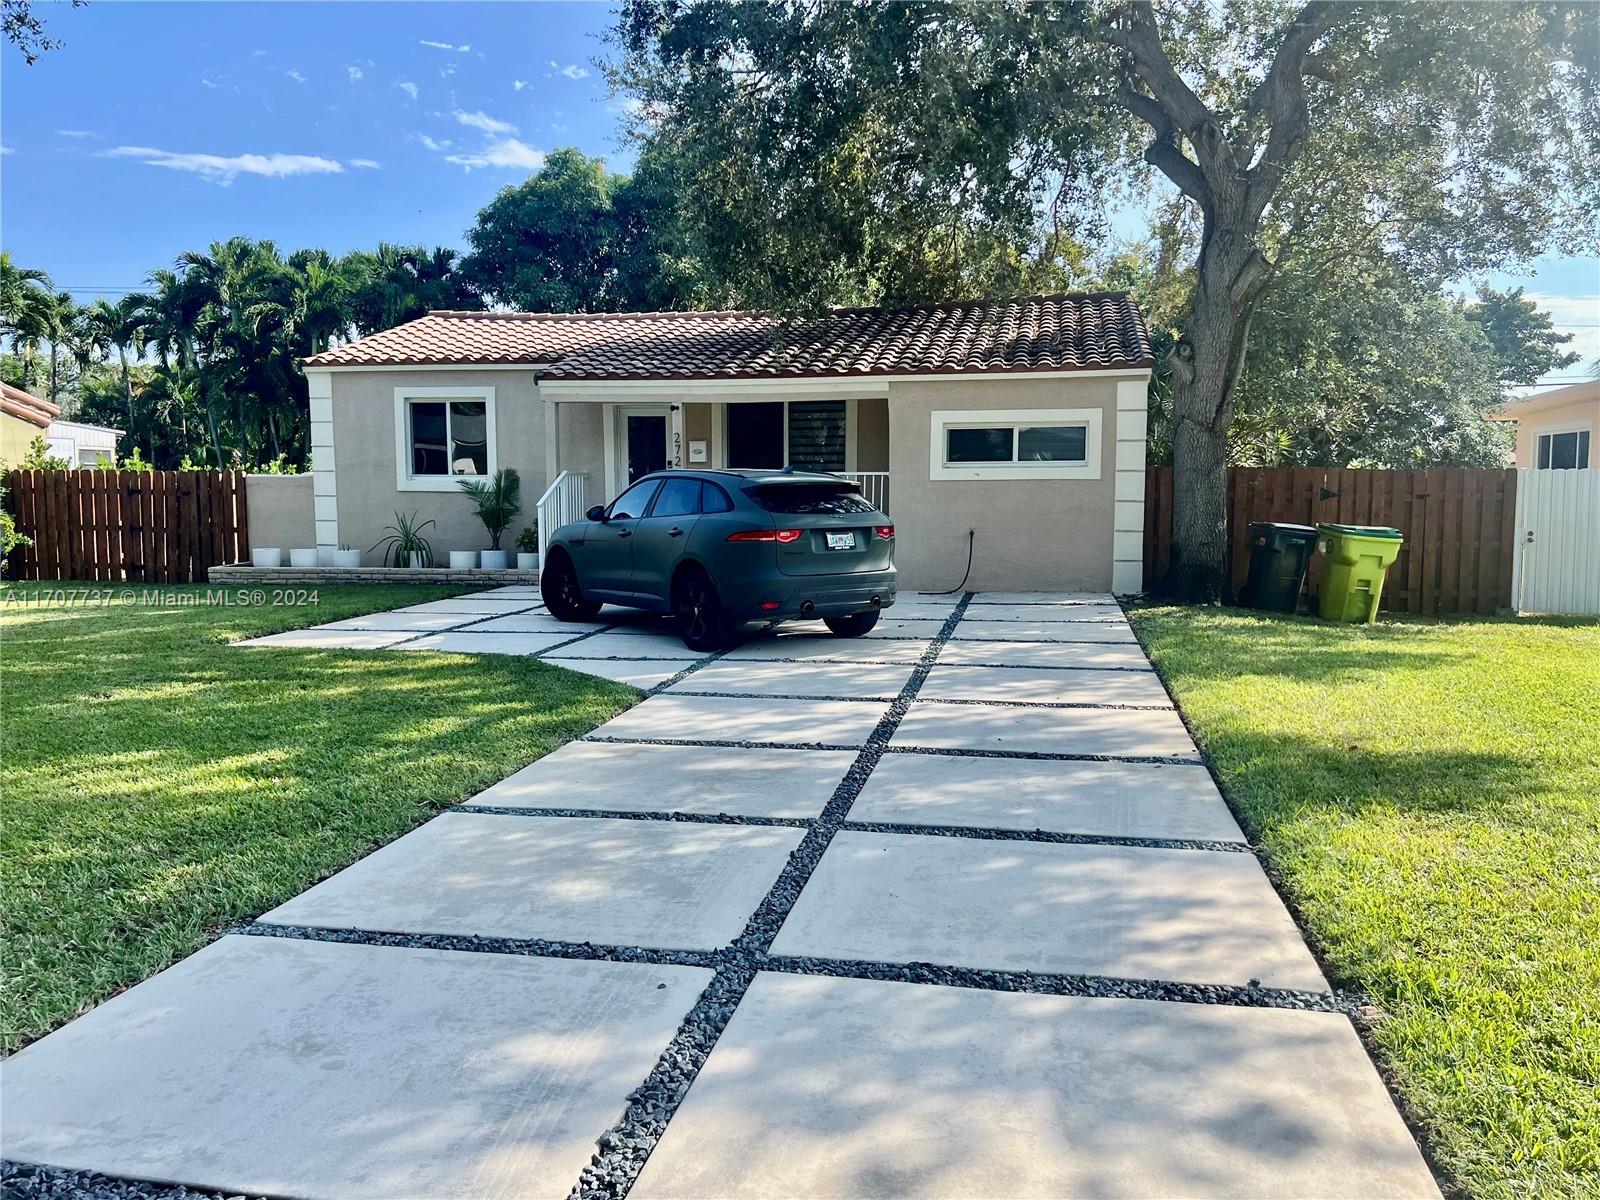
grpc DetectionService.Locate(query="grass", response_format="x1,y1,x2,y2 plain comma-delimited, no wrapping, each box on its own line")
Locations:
1128,606,1600,1200
0,584,639,1055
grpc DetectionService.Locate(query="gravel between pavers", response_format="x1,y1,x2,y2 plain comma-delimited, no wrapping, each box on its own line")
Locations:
568,593,977,1200
0,1161,252,1200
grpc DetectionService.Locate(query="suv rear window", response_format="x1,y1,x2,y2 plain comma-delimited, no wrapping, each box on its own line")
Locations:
746,483,876,515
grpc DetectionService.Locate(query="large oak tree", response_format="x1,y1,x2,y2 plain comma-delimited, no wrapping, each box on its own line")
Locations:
612,0,1599,599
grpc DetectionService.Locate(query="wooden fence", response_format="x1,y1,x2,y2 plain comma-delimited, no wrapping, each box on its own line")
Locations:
4,470,250,584
1143,466,1518,615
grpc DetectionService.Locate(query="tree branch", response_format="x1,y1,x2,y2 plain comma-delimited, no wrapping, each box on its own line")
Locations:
1244,2,1344,220
1116,77,1211,210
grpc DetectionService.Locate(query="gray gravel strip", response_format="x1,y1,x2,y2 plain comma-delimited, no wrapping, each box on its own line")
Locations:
381,601,551,648
883,744,1202,766
0,1161,266,1200
581,735,866,753
235,921,716,969
837,820,1253,854
569,593,976,1200
454,805,811,828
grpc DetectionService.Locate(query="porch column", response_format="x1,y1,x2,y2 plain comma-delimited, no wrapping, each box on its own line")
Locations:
543,394,559,487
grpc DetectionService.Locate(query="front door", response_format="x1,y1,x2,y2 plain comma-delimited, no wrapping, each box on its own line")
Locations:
616,406,670,495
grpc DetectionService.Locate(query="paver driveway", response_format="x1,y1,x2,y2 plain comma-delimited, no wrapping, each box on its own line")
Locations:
2,591,1441,1199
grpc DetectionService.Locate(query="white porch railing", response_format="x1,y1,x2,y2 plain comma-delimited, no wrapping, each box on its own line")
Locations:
837,471,890,514
536,470,587,568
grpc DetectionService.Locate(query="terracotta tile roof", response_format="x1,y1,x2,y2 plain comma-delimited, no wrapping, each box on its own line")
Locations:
0,382,61,429
302,292,1153,379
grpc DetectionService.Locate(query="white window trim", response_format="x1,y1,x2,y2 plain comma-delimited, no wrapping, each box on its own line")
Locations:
392,386,497,492
928,408,1102,481
1531,418,1593,470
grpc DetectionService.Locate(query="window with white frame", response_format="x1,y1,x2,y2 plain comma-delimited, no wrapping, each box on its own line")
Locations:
725,400,848,471
1536,428,1591,470
929,408,1102,480
393,387,496,491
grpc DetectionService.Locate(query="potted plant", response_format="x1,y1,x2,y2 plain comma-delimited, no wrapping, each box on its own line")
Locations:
449,549,479,569
331,543,361,568
514,523,539,570
459,468,521,569
250,547,283,568
288,547,319,567
370,510,435,568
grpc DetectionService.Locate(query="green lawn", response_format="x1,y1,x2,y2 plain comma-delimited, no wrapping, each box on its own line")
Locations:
1,584,638,1054
1129,606,1600,1200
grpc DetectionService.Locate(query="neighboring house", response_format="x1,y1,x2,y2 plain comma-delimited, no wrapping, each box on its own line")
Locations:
296,293,1154,592
45,419,123,467
1491,379,1598,470
0,382,61,464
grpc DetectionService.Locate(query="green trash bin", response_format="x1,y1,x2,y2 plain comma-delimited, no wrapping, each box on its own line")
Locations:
1316,523,1404,623
1240,522,1319,612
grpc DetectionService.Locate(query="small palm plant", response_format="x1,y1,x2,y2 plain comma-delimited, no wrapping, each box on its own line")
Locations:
458,468,522,550
371,510,435,567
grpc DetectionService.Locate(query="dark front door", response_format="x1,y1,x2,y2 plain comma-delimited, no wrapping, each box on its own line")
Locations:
626,414,668,484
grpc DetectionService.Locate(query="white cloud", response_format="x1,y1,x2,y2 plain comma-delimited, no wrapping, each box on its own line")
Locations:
347,66,364,82
417,133,452,151
395,80,419,101
560,63,589,80
513,79,528,91
0,144,12,155
58,129,96,139
285,69,306,84
200,76,221,89
103,145,346,185
420,39,469,52
443,137,544,171
349,158,381,169
250,49,267,57
453,109,516,135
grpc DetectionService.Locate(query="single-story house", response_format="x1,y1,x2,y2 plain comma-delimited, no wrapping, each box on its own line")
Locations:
1490,379,1597,470
45,418,123,467
1,382,60,464
283,292,1154,592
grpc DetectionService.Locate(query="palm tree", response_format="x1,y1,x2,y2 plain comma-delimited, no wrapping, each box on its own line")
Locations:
0,254,55,392
75,296,144,436
47,291,79,404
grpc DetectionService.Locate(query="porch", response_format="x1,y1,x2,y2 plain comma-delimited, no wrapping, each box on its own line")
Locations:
535,392,891,563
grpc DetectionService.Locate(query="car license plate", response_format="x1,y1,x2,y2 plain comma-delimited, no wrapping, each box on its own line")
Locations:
826,531,856,550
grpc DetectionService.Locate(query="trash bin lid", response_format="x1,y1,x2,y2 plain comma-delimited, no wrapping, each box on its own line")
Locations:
1247,522,1318,534
1316,523,1404,540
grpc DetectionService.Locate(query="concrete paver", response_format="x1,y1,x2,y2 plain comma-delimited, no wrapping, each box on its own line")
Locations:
263,812,803,950
918,664,1173,707
547,658,699,688
597,695,890,746
725,635,932,664
957,604,1126,623
937,639,1156,670
472,612,605,633
966,592,1116,605
770,830,1327,991
474,740,853,819
394,597,545,614
546,633,703,660
317,611,479,632
631,974,1439,1200
851,753,1242,842
951,621,1137,643
668,660,915,699
893,702,1199,758
1,936,712,1200
236,628,419,650
395,631,577,656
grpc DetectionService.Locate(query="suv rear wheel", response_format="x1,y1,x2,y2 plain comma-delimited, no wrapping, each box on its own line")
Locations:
541,551,602,620
824,611,880,637
673,566,736,652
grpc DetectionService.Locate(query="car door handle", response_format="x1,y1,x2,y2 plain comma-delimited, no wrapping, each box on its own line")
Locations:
617,528,632,538
667,526,684,537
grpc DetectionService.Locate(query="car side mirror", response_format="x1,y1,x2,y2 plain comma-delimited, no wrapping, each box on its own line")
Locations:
586,505,607,522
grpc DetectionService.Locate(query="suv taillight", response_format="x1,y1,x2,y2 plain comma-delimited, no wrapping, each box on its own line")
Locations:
728,528,803,543
874,525,895,540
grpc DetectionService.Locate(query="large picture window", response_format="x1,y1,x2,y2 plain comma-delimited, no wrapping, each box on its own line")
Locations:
393,387,496,491
725,401,848,472
929,408,1102,481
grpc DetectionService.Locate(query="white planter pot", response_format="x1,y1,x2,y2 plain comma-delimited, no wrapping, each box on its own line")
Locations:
448,550,479,570
408,551,429,569
331,549,361,568
288,548,319,567
250,547,283,568
479,550,509,570
316,547,337,567
516,552,538,570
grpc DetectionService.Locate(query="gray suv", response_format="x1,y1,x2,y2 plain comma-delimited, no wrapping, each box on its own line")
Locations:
540,469,897,651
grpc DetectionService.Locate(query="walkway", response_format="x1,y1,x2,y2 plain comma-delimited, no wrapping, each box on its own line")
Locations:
2,591,1439,1199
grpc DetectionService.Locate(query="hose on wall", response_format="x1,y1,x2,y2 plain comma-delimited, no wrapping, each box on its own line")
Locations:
933,528,976,595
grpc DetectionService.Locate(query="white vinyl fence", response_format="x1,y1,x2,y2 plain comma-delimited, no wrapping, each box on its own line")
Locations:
1511,468,1600,615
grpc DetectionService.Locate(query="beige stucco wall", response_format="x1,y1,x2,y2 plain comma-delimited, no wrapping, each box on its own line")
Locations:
328,369,545,563
244,473,315,551
886,375,1125,592
1509,394,1599,467
856,398,890,472
1,411,40,464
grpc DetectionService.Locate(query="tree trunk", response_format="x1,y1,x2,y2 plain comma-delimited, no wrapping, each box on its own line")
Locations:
1164,219,1263,602
49,343,59,404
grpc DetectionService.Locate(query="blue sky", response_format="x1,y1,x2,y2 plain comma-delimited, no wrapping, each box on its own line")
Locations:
2,1,1595,386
